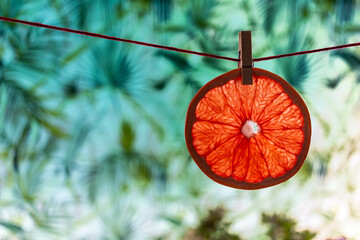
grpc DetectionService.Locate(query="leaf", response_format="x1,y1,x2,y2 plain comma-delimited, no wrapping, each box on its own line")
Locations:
64,120,92,176
187,0,218,30
121,92,165,141
0,0,24,18
158,24,187,33
90,42,137,95
151,76,170,91
0,76,67,144
336,24,360,34
258,0,280,34
275,33,315,91
37,119,68,139
325,76,342,89
258,0,311,35
160,215,182,226
156,50,191,72
335,0,355,24
120,120,135,153
185,207,243,240
62,43,90,66
113,54,135,92
14,159,49,204
82,152,167,202
332,50,360,69
152,0,173,22
262,213,316,240
83,153,128,202
184,76,202,93
0,221,24,234
84,162,101,202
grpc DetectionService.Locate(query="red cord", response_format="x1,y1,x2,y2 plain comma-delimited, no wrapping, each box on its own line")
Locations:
254,42,360,62
1,16,360,63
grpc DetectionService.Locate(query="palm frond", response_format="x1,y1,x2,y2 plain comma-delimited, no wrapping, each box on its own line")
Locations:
332,50,360,70
0,75,66,140
156,51,192,72
257,0,281,34
0,221,24,234
83,151,167,203
0,0,24,18
14,159,48,204
275,32,315,91
335,0,355,24
63,120,93,176
152,0,173,22
99,201,144,240
89,41,139,96
331,50,360,84
186,0,218,31
258,0,311,35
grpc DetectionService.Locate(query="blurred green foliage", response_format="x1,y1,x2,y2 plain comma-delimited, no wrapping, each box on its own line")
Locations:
0,0,359,239
184,207,242,240
262,213,316,240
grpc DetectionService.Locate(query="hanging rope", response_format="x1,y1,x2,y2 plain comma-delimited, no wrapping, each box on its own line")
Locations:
1,16,360,63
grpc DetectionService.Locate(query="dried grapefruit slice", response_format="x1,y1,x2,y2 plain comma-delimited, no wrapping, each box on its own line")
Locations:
185,68,311,189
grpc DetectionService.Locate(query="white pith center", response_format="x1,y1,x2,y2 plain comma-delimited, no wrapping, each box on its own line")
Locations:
241,120,261,139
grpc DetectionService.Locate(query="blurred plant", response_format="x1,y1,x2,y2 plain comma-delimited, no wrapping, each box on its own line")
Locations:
184,207,242,240
262,213,316,240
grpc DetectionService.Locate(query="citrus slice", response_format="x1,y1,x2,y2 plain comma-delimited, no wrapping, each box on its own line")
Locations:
185,68,311,189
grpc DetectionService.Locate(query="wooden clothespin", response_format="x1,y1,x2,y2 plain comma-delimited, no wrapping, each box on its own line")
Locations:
238,31,253,85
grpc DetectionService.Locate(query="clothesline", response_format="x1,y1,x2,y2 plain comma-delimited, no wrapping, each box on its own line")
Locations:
1,16,359,63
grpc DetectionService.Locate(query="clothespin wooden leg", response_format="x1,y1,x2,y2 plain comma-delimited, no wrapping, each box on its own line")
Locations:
239,31,253,85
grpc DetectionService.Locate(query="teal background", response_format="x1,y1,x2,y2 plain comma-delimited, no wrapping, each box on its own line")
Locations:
0,0,360,239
